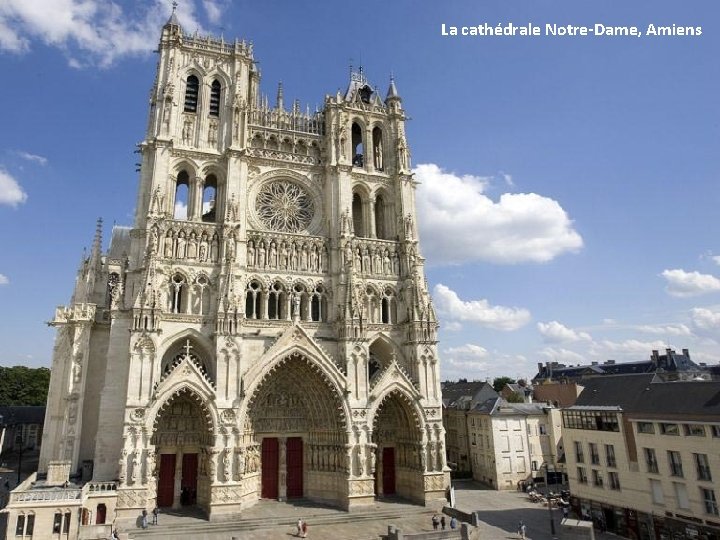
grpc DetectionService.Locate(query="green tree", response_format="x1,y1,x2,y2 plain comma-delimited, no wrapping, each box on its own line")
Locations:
0,366,51,406
492,376,516,393
506,392,525,403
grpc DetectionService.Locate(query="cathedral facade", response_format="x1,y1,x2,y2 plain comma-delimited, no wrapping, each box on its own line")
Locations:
5,13,447,535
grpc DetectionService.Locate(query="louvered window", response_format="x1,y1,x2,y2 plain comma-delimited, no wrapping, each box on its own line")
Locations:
184,75,199,113
209,80,221,116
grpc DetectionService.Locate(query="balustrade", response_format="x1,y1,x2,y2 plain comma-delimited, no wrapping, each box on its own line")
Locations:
249,107,324,136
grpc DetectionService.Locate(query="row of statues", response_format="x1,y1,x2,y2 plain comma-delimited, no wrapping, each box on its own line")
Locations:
247,237,328,273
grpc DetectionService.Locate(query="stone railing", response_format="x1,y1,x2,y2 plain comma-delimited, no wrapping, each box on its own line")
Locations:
52,303,97,324
246,231,329,274
84,481,118,494
10,487,82,503
249,107,324,136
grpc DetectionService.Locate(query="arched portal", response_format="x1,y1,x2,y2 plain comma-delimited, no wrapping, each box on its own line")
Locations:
372,391,424,501
244,353,348,505
151,389,214,512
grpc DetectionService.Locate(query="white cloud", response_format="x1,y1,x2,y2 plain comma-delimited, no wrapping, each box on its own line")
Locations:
202,0,227,25
537,321,592,343
0,169,27,207
634,324,693,337
0,274,9,285
0,0,221,67
433,283,531,331
16,151,47,165
413,163,583,265
538,347,586,364
712,256,720,266
443,321,463,332
591,339,668,357
441,344,490,380
661,269,720,297
690,307,720,334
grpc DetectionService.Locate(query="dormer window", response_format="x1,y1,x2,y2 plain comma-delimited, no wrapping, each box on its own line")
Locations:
184,75,199,113
209,80,221,117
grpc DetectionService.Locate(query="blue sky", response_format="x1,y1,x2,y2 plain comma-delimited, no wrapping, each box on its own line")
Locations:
0,1,718,381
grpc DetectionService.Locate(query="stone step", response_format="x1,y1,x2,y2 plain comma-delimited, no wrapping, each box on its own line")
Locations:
128,504,433,539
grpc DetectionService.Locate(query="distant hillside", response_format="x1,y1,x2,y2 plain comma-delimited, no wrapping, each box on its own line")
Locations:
0,366,51,406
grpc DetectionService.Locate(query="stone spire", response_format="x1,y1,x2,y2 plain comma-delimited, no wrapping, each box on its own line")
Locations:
276,81,284,110
386,76,399,99
165,1,181,29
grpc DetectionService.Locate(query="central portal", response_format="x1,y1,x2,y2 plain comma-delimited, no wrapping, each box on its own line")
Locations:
260,436,304,500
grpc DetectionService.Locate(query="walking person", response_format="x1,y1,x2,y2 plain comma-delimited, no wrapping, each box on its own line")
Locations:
152,505,159,525
432,513,440,530
450,516,458,530
518,520,526,539
296,518,303,537
441,515,446,530
301,519,308,538
141,509,148,529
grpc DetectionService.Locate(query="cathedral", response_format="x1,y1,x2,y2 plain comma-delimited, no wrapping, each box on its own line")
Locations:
4,11,448,537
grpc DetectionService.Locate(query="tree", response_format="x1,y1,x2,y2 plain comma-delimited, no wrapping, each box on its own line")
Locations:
0,366,51,406
492,376,516,393
506,392,525,403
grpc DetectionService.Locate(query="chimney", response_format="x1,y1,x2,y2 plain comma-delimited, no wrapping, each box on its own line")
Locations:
651,350,659,366
591,361,598,366
682,348,689,357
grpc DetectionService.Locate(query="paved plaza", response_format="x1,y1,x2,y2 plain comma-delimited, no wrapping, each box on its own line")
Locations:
120,480,616,540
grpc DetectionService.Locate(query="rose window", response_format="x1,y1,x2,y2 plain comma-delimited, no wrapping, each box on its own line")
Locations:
256,180,314,233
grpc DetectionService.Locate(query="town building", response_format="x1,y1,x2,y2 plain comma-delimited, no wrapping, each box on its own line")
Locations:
563,374,720,539
466,397,562,491
2,10,449,539
0,407,45,456
441,381,498,474
533,348,707,384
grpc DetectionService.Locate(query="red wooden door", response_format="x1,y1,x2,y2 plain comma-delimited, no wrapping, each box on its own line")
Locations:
286,437,303,498
261,438,279,499
181,453,198,505
95,504,106,525
157,454,176,507
382,447,396,495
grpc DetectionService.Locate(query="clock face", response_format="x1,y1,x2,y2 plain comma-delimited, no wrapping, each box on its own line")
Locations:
255,180,315,233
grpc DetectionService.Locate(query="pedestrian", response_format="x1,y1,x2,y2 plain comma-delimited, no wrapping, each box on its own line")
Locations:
141,509,148,529
450,516,458,530
152,506,159,525
563,506,569,519
432,513,440,530
296,518,303,537
110,529,119,540
301,519,308,538
441,515,446,530
518,520,526,539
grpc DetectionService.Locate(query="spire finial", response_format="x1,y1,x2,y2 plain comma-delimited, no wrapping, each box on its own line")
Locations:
171,0,178,13
276,81,284,110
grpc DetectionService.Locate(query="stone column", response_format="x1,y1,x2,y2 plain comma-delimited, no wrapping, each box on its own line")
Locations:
278,437,287,501
369,196,377,238
173,451,183,509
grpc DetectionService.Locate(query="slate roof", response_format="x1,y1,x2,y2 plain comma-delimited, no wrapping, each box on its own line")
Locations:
572,374,720,419
0,406,46,426
441,381,498,408
107,226,131,260
471,397,550,417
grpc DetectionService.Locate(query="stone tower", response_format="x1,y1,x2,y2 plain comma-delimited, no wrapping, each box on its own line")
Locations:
34,12,448,522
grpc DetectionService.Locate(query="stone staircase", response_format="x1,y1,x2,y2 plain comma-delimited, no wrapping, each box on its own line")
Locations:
124,502,437,540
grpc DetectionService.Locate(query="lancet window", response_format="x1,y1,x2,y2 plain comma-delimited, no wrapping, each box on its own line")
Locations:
351,122,364,167
352,192,365,237
201,174,217,222
267,281,287,320
372,126,384,171
209,79,221,116
310,284,328,322
192,275,210,315
184,75,199,113
170,274,187,313
375,195,387,240
381,287,398,324
174,170,190,220
364,286,380,323
245,280,263,319
106,272,121,307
